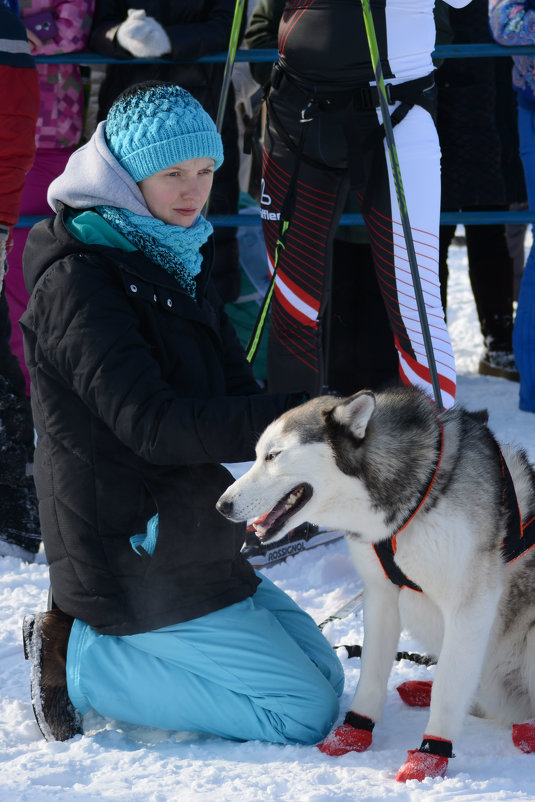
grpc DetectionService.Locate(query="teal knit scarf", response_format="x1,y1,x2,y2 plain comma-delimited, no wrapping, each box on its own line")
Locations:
96,205,213,297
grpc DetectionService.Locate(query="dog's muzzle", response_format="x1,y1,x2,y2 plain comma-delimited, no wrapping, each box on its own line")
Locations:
216,495,241,522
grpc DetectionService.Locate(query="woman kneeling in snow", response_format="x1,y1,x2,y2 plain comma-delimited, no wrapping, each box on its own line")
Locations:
21,81,344,744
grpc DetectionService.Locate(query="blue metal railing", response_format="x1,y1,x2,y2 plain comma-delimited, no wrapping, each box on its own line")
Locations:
19,43,535,229
31,43,535,64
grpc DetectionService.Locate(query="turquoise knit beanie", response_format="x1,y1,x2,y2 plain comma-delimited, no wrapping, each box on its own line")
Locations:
105,82,224,182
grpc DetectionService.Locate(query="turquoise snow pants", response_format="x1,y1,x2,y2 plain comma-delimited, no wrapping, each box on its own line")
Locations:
66,572,344,744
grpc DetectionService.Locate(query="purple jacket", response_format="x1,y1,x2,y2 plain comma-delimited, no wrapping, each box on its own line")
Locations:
21,0,94,148
489,0,535,106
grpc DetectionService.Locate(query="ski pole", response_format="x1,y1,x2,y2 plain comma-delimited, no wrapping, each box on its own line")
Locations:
360,0,444,412
215,0,246,133
245,219,288,363
318,591,364,630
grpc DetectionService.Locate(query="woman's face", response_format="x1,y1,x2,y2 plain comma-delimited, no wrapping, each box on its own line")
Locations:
138,157,215,227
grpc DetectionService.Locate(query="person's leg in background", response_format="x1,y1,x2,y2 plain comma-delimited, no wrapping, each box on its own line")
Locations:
328,238,399,395
439,219,518,380
0,289,40,561
438,222,456,315
505,202,528,301
464,220,517,380
514,103,535,412
260,80,349,397
496,58,528,304
361,102,456,409
7,147,72,395
0,149,68,561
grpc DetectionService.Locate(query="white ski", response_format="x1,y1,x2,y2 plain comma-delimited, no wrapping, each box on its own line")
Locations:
244,528,345,569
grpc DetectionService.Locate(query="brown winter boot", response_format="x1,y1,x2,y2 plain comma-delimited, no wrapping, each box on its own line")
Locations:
22,610,82,741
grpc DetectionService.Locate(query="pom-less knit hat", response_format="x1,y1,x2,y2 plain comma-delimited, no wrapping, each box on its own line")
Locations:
105,82,224,182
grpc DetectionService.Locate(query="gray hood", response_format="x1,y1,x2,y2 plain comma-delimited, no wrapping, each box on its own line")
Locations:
47,122,150,217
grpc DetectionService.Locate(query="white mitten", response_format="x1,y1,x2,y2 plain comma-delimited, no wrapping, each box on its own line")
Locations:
232,62,261,118
116,8,171,58
0,225,9,293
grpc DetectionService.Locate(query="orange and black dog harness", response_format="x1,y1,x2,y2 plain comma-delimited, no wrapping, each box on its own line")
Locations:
373,423,535,592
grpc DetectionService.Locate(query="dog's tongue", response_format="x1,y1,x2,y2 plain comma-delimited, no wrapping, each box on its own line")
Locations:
251,511,269,530
251,511,278,539
251,488,304,538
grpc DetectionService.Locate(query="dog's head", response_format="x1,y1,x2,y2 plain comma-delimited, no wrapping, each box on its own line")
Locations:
216,391,379,544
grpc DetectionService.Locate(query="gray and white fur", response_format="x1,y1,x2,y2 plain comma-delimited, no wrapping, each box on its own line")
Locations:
217,386,535,755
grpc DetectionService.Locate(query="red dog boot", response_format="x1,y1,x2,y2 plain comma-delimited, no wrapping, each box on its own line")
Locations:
397,680,433,707
396,736,453,782
317,712,374,756
512,719,535,753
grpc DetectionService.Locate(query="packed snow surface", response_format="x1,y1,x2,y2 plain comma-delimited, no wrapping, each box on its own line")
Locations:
2,234,535,800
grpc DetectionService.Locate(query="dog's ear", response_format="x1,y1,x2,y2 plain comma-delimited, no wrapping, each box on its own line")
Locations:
331,391,376,439
467,408,489,427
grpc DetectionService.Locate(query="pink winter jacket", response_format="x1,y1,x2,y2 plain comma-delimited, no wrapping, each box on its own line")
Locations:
21,0,94,149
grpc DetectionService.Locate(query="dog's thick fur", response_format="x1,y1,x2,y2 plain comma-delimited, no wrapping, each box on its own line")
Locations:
217,386,535,767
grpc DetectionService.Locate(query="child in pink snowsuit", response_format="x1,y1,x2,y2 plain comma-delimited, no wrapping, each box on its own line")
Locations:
7,0,94,394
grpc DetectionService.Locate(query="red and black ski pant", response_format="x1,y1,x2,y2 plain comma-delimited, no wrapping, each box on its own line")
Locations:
260,72,456,407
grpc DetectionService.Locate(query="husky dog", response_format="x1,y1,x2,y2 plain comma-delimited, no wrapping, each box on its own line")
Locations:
217,386,535,782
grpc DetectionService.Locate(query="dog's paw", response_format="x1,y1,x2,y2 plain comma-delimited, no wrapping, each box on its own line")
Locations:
512,719,535,753
396,749,449,782
317,723,373,756
396,680,433,707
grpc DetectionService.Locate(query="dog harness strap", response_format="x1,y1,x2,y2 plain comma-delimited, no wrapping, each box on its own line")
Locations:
495,438,535,563
419,736,454,758
394,418,445,537
373,539,422,592
375,429,535,587
344,711,375,732
520,515,535,556
373,418,444,592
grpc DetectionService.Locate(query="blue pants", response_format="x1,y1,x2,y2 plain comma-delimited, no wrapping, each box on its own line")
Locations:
66,572,344,745
516,104,535,413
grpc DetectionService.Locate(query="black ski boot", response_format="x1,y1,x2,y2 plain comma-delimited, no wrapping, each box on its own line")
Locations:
478,315,519,382
241,522,343,567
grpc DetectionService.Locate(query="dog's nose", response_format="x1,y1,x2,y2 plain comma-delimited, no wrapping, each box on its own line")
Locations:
216,497,233,518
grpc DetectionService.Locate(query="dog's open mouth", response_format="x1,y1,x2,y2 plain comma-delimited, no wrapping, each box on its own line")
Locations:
251,483,313,541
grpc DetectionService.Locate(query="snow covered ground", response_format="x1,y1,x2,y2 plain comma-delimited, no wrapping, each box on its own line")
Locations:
1,232,535,801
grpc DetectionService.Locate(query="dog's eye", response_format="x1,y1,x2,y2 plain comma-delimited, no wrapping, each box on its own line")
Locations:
265,451,280,462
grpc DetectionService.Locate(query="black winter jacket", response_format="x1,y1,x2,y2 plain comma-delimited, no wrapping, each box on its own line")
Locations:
21,208,292,635
89,0,244,302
